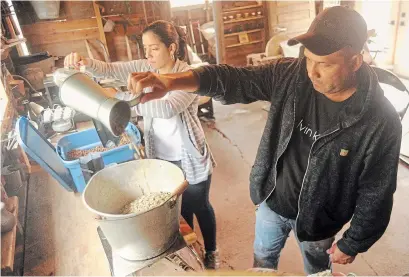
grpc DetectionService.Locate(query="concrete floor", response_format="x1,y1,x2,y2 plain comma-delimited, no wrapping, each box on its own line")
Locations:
23,101,409,275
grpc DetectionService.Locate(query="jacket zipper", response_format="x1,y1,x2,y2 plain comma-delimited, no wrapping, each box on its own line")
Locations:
294,126,340,239
258,95,296,207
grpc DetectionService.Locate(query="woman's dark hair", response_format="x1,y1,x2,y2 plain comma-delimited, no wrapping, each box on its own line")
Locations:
142,20,187,61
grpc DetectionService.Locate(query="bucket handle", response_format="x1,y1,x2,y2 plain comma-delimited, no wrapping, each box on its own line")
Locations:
171,180,189,198
168,180,189,208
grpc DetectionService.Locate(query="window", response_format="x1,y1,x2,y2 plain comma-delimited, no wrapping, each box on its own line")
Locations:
170,0,212,8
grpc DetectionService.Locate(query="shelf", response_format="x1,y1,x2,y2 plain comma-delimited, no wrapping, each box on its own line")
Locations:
224,28,262,37
226,40,264,49
222,4,263,13
224,16,264,24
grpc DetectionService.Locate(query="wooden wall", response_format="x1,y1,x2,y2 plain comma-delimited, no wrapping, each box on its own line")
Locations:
171,4,213,57
267,1,316,38
14,1,171,64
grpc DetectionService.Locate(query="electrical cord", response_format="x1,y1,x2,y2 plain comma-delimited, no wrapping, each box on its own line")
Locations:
11,74,49,103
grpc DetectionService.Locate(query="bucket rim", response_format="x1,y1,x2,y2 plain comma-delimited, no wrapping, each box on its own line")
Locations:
82,159,185,219
93,195,178,221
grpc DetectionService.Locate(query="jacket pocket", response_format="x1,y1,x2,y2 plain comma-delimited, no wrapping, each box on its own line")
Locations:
177,115,208,158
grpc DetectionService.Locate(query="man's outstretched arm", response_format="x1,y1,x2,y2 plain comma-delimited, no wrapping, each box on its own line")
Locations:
127,59,297,105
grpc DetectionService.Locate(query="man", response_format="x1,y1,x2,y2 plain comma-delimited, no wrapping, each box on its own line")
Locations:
127,6,402,274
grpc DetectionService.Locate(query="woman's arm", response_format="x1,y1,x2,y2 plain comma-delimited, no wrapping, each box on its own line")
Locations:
63,52,149,83
117,89,197,119
85,59,148,83
133,90,197,119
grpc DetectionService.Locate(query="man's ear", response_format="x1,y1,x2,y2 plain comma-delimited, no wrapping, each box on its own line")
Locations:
350,53,363,72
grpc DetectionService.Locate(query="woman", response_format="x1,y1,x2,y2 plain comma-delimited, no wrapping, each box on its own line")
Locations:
64,20,219,269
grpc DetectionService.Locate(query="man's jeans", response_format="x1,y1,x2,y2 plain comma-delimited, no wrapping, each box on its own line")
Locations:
254,201,335,274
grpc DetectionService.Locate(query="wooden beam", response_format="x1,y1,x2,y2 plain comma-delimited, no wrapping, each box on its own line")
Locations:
205,0,211,22
142,0,149,25
84,39,94,59
1,196,19,275
93,1,108,51
125,36,132,61
4,16,23,56
263,0,269,50
159,1,172,21
212,1,225,64
25,29,100,46
391,1,402,66
21,19,98,35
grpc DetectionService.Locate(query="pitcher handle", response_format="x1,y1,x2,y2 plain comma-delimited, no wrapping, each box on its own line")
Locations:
127,93,144,107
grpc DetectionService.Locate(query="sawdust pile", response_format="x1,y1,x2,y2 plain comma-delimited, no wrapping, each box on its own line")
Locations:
120,192,172,214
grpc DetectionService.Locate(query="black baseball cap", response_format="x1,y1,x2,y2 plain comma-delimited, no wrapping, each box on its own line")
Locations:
288,6,367,56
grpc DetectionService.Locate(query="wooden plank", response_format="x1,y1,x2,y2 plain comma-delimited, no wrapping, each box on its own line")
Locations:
277,2,312,14
158,1,172,21
226,40,263,49
222,4,263,13
278,18,313,34
278,10,311,24
97,1,164,18
1,196,19,275
59,1,95,20
125,36,132,61
225,31,262,46
21,19,98,35
4,16,24,56
107,35,141,62
93,1,108,50
262,0,269,50
180,217,197,246
205,0,211,21
276,1,306,7
224,28,262,37
84,40,94,59
173,7,212,22
224,15,264,24
29,39,104,61
142,0,149,25
309,0,316,18
212,1,225,64
25,28,100,46
226,43,263,60
391,1,402,65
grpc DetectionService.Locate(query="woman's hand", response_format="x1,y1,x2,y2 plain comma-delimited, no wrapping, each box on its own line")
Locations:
64,52,89,69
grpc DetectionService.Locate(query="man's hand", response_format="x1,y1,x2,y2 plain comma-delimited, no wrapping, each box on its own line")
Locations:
127,71,200,104
127,72,170,103
327,243,356,265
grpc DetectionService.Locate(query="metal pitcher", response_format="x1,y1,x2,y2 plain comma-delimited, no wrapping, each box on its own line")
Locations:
54,68,142,136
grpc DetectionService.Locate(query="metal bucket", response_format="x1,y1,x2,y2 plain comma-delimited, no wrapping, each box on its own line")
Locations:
82,159,186,261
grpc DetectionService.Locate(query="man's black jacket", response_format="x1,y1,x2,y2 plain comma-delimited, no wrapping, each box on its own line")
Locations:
193,58,402,256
